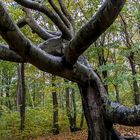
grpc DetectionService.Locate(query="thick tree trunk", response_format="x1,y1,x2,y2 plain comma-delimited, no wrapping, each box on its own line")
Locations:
79,82,122,140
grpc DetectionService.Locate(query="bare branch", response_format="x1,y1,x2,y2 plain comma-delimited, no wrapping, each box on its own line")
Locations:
17,11,61,39
14,0,72,40
48,0,72,29
23,8,55,40
58,0,74,26
106,102,140,126
64,0,126,66
47,30,62,36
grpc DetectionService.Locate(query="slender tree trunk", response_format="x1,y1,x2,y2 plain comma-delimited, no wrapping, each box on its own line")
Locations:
71,89,77,131
59,91,64,110
0,73,4,105
20,63,26,131
128,53,140,105
96,43,108,93
114,84,120,103
16,64,22,111
52,76,59,135
42,72,45,106
102,70,108,93
66,87,79,132
6,86,11,109
120,15,140,105
79,109,84,130
27,85,34,108
66,87,73,131
33,81,36,107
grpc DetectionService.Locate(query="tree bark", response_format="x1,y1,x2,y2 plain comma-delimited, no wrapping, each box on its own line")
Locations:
52,76,59,135
79,81,122,140
97,43,108,93
16,64,22,111
71,89,77,131
33,81,36,107
114,84,120,103
66,87,79,132
79,109,84,130
128,53,140,105
20,63,26,131
66,87,73,131
5,84,11,109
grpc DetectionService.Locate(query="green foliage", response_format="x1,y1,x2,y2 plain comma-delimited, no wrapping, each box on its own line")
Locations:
0,105,11,116
0,106,86,140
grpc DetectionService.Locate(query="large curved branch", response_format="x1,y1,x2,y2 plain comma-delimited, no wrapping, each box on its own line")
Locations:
0,1,62,74
0,2,90,84
106,102,140,126
17,16,62,38
84,66,140,127
0,44,24,62
64,0,126,66
14,0,72,40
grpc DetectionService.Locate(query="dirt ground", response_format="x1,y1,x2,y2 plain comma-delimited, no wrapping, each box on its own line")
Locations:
33,125,140,140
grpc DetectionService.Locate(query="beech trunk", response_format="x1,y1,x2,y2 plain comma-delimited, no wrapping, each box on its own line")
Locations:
79,81,122,140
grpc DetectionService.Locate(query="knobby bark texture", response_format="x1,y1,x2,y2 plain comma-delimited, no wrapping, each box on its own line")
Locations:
0,0,140,140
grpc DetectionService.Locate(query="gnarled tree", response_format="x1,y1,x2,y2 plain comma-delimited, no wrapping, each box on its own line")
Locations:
0,0,140,140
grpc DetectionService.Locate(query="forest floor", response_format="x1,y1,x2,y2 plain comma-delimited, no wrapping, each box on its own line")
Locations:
33,125,140,140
